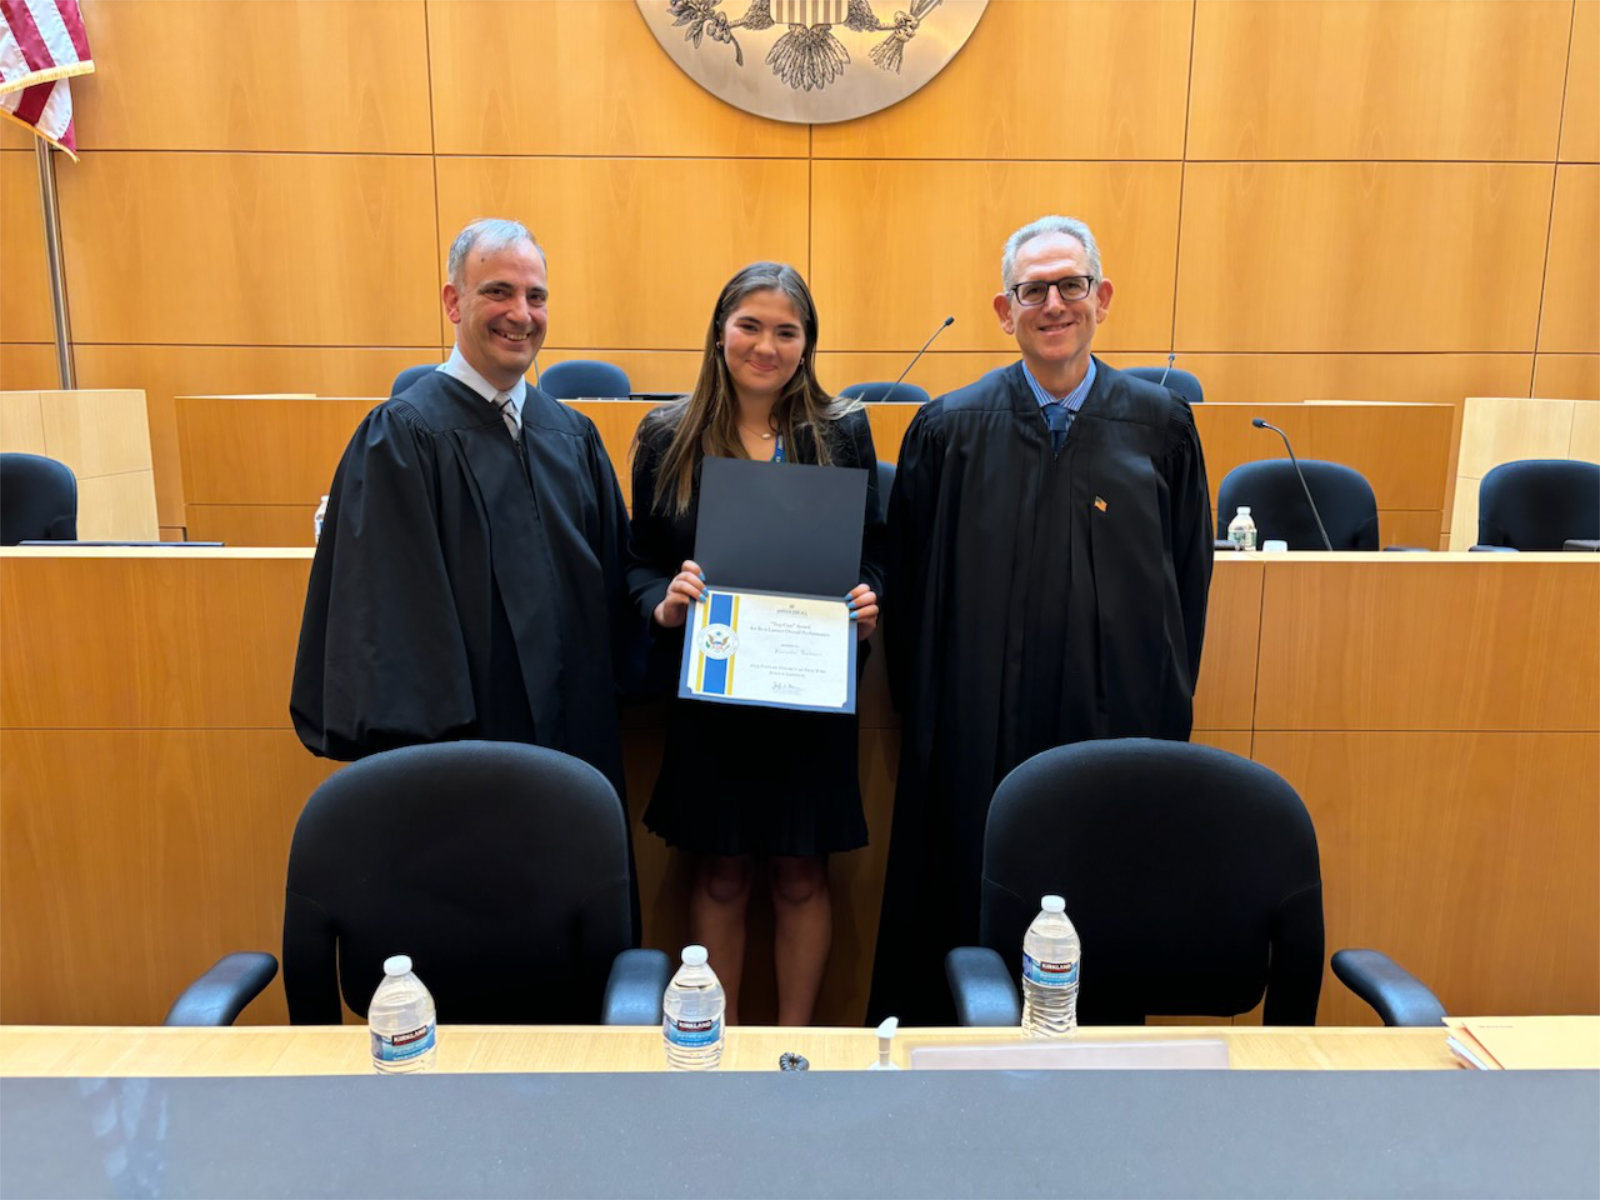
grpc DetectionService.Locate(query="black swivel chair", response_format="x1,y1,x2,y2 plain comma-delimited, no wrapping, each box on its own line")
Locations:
166,742,670,1027
1218,459,1380,550
1476,459,1600,550
841,381,932,406
539,360,631,400
389,363,440,397
1123,366,1204,406
946,739,1446,1028
0,452,78,544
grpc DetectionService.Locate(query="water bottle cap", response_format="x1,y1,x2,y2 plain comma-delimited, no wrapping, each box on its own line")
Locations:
383,955,412,976
681,945,709,967
1041,895,1066,913
1237,506,1251,516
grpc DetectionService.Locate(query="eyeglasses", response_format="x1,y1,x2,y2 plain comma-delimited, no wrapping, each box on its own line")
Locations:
1010,275,1096,306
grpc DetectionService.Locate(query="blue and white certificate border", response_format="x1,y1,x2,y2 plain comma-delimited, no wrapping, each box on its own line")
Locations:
677,587,858,714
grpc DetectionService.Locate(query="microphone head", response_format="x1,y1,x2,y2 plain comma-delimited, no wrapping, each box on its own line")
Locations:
943,316,955,326
1250,417,1268,428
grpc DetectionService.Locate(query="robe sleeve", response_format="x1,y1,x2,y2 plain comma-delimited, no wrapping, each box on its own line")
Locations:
625,421,676,624
289,405,477,759
840,407,887,600
883,404,946,713
581,418,650,698
1164,408,1214,680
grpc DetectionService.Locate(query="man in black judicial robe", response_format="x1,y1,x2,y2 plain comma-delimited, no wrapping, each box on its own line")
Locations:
290,219,638,801
868,216,1213,1023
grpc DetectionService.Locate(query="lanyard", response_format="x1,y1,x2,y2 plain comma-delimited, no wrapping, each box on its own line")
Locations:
771,434,786,464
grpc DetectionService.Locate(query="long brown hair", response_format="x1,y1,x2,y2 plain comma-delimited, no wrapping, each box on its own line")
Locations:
641,262,857,515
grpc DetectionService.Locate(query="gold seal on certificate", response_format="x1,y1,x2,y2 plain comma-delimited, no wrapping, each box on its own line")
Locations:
682,589,855,712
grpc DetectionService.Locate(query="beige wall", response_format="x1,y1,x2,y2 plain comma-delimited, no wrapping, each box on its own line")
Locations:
0,0,1596,531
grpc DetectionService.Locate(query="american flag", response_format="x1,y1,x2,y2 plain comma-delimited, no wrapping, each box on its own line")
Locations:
774,0,851,25
0,0,93,159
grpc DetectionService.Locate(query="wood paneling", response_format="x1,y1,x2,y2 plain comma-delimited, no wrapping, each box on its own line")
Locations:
1560,0,1600,162
1450,394,1600,547
177,396,373,507
58,154,439,345
1176,163,1555,352
1192,558,1262,732
73,0,431,152
435,157,810,351
1255,558,1600,731
1188,1,1570,160
427,0,807,158
812,0,1191,160
1171,353,1534,411
1,150,52,344
1533,355,1600,400
1539,166,1600,354
811,160,1182,353
186,504,320,548
1254,731,1600,1025
0,551,309,729
0,728,332,1025
0,344,58,391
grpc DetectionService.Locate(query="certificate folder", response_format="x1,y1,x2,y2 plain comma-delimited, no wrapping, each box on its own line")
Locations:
680,456,868,713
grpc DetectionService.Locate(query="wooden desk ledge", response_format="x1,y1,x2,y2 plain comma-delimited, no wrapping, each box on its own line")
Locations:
0,1024,1476,1076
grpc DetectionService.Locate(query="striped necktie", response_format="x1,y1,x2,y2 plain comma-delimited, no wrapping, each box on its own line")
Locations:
1044,401,1070,452
495,391,519,442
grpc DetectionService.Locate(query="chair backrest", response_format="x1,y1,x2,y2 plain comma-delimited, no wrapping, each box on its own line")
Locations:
539,359,631,400
979,739,1325,1025
1478,459,1600,550
1122,366,1204,405
389,364,440,397
841,380,932,406
0,452,77,544
1218,458,1378,550
282,742,635,1025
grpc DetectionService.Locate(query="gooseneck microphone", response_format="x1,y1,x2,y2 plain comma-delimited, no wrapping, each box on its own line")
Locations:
1251,417,1333,551
1158,351,1176,387
879,316,954,403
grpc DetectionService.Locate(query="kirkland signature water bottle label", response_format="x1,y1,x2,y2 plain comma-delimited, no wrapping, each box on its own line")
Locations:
1022,953,1080,988
664,1015,722,1048
371,1023,436,1062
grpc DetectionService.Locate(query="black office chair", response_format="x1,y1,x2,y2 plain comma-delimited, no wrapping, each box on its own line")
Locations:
946,739,1446,1028
539,359,631,400
166,742,670,1027
841,381,932,406
1123,366,1204,406
0,452,77,545
389,363,441,397
1476,459,1600,550
1218,459,1379,550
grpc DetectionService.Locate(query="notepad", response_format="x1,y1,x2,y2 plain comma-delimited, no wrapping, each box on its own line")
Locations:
1444,1017,1600,1070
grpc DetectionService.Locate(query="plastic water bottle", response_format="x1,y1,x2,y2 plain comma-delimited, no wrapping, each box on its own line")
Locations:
1227,505,1257,551
663,945,725,1070
1021,895,1081,1039
368,955,437,1073
313,495,329,544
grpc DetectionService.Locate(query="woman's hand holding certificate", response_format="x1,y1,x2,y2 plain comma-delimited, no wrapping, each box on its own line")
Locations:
685,590,853,710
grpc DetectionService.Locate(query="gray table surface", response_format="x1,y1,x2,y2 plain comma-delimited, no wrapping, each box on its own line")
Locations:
3,1068,1597,1199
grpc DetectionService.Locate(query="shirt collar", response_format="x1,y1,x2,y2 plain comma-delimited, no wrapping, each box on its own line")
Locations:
438,346,528,417
1023,356,1097,413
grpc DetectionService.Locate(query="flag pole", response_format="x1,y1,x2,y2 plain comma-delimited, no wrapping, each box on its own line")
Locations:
33,136,76,389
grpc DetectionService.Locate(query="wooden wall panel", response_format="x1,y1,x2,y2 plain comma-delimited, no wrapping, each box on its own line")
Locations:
1187,1,1570,160
1171,353,1534,410
435,157,810,351
1255,558,1600,732
0,728,332,1025
1176,163,1555,352
73,0,431,152
186,504,321,549
1560,0,1599,163
1533,355,1600,400
0,552,309,729
1538,166,1600,354
427,0,807,158
177,397,373,507
0,344,59,391
812,0,1191,160
1192,558,1261,731
811,160,1182,353
1254,731,1600,1025
58,154,440,346
0,150,52,344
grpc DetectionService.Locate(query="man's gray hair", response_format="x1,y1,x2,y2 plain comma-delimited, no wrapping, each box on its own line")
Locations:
1001,215,1102,291
447,218,543,286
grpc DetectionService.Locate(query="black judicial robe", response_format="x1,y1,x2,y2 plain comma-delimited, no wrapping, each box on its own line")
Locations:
867,359,1213,1023
289,372,639,801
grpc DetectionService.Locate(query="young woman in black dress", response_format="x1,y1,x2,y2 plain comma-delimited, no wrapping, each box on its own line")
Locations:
629,262,885,1025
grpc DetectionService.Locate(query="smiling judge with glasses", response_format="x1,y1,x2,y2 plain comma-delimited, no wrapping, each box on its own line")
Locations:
868,214,1216,1025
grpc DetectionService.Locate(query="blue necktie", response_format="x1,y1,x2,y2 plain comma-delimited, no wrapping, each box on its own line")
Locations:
1044,402,1070,452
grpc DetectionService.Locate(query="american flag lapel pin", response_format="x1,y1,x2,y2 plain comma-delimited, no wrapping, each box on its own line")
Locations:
1094,496,1108,513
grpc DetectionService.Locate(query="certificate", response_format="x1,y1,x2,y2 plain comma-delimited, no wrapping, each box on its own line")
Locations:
679,589,857,713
